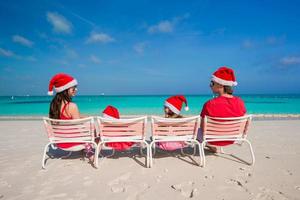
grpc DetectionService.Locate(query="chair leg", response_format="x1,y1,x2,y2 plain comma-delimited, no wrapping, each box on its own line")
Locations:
149,141,155,168
200,142,206,167
220,147,225,154
194,141,202,167
95,142,103,168
193,144,197,156
147,144,150,168
244,139,255,165
42,143,50,169
141,141,149,168
92,142,98,168
152,143,156,156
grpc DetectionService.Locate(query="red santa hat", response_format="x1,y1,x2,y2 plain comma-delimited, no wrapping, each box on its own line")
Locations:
48,73,78,95
102,105,120,119
164,95,189,115
211,66,237,86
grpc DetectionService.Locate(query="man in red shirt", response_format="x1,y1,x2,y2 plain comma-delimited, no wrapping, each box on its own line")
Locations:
200,66,246,151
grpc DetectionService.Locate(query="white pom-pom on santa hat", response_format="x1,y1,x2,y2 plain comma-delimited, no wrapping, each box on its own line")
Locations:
48,73,78,95
164,95,189,114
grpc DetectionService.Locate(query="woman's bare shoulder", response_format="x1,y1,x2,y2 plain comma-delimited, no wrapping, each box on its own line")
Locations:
67,102,78,108
66,102,79,113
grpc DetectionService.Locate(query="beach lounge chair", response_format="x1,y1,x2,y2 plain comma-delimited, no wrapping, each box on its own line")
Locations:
42,117,98,169
200,115,255,166
149,116,202,167
95,116,149,168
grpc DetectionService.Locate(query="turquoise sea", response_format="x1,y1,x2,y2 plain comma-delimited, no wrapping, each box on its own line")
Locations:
0,95,300,116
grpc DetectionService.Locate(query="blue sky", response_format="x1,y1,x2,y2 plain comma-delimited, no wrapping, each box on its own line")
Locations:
0,0,300,95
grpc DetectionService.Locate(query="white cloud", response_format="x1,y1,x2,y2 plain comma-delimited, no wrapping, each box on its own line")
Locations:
86,32,115,44
90,55,101,64
46,12,72,34
0,48,15,57
266,37,277,45
242,39,255,49
147,13,190,34
212,28,226,35
65,49,78,59
12,35,34,47
280,56,300,65
173,13,190,23
133,42,147,54
26,56,37,62
266,36,285,45
0,47,36,62
148,20,173,34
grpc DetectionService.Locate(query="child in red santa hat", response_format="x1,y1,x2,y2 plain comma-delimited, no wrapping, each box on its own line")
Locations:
157,95,189,151
200,66,247,152
102,105,135,151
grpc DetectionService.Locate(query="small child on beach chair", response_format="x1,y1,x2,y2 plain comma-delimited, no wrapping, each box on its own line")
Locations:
157,95,189,151
102,105,135,151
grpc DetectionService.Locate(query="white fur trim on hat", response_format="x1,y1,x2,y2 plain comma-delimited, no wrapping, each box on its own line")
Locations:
211,75,237,86
55,79,78,93
103,113,118,119
164,101,180,115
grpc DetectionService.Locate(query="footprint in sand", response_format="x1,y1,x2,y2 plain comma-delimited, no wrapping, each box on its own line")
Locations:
22,185,35,194
125,183,151,200
239,167,246,171
39,186,54,196
171,181,198,198
284,169,293,176
294,185,300,191
156,175,162,182
108,172,132,193
108,172,131,186
253,187,289,200
204,175,214,180
44,193,67,200
83,176,93,186
225,178,249,192
0,178,11,188
111,186,126,193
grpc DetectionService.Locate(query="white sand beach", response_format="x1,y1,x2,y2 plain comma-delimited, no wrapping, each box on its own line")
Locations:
0,119,300,200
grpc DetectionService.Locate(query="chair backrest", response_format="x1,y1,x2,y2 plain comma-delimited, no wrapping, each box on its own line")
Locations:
202,115,252,139
151,116,200,139
43,117,95,143
96,116,147,140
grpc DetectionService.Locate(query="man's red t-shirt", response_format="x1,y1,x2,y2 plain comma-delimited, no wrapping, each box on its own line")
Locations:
200,96,246,146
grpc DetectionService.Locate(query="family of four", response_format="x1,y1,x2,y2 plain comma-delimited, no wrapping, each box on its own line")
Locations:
47,66,246,160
